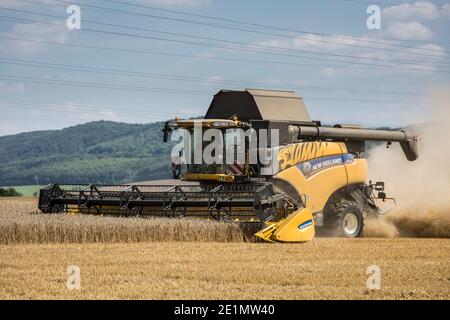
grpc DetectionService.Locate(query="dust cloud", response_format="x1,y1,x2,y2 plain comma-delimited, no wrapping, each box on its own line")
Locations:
365,87,450,238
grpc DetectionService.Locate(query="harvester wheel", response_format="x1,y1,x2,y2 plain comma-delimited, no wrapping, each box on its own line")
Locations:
333,200,364,238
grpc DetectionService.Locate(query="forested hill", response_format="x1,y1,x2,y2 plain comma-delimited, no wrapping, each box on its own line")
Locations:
0,121,174,186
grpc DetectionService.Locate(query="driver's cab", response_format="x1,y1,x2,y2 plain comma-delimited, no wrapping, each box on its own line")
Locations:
162,118,254,183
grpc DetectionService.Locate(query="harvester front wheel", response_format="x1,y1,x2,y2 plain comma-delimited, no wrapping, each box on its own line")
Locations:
334,201,364,238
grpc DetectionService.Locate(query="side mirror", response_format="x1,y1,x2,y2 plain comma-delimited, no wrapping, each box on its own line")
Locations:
377,191,386,201
374,181,385,191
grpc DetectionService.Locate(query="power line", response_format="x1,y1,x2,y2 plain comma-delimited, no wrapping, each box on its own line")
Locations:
3,35,449,73
0,98,197,118
3,5,449,64
0,94,426,109
0,72,431,107
96,0,450,47
0,35,347,69
339,0,447,11
0,99,196,123
0,109,167,123
0,91,429,125
0,112,161,124
1,15,448,74
0,73,213,95
15,0,450,57
0,72,431,106
0,57,432,96
0,95,427,126
0,94,428,126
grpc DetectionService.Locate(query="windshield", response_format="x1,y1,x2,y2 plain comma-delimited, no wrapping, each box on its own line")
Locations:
185,128,246,175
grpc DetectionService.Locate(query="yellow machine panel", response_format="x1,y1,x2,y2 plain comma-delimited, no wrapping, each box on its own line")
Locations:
255,208,314,242
273,141,365,214
277,142,347,171
276,164,349,214
344,159,368,185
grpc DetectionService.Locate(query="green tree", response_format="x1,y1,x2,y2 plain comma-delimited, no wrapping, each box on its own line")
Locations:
0,188,22,197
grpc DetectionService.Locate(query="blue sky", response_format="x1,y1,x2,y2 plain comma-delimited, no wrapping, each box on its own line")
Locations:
0,0,449,136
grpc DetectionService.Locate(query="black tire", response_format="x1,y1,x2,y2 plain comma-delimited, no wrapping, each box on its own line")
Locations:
332,200,364,238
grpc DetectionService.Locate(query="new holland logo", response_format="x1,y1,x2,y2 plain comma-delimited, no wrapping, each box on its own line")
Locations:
297,154,352,177
302,162,312,175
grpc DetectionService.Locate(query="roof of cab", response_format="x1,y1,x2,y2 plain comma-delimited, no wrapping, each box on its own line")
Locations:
204,88,312,121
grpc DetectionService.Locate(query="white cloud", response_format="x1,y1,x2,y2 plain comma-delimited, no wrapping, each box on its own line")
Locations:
205,75,224,84
259,78,283,86
386,21,434,40
31,109,41,116
0,0,32,8
256,34,353,54
193,52,215,60
1,22,69,55
0,82,25,93
52,102,121,122
0,0,55,8
382,1,440,21
141,0,210,6
442,4,450,18
415,43,446,57
321,68,336,79
0,100,123,136
251,32,445,76
295,80,307,86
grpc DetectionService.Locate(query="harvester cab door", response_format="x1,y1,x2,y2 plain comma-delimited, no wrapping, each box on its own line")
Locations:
224,128,246,176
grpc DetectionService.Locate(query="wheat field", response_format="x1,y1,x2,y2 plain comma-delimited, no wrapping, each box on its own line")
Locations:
1,239,449,299
0,197,449,299
0,198,260,244
1,198,450,244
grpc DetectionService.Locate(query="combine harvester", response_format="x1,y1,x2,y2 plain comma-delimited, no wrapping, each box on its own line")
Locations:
38,89,419,242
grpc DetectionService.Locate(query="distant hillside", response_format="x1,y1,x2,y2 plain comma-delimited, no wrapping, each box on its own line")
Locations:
0,121,174,186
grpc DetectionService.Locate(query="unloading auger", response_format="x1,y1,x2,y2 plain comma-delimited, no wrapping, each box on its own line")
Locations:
38,89,419,242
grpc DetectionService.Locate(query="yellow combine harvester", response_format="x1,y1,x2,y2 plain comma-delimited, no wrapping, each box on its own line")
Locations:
39,89,419,242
